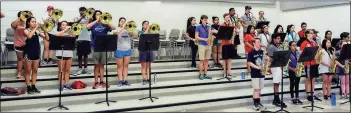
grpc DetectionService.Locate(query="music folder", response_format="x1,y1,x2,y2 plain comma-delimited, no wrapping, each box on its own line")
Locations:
255,21,270,29
217,26,234,40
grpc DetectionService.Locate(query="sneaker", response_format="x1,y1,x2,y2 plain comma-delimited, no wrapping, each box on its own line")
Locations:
314,95,322,101
92,82,100,89
142,80,148,85
296,99,303,104
64,84,72,90
100,82,109,88
252,103,260,111
123,80,131,86
307,95,313,101
346,94,350,99
257,102,266,110
217,63,223,68
272,100,287,108
27,86,33,94
203,74,212,79
117,81,123,87
32,87,41,93
324,95,328,100
199,74,205,80
82,68,89,74
40,60,47,66
341,95,346,99
59,85,65,91
76,68,83,75
292,99,298,105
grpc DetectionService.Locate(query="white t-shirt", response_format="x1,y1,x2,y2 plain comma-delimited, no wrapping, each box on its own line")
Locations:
42,15,58,34
259,33,270,48
319,49,332,74
55,33,74,58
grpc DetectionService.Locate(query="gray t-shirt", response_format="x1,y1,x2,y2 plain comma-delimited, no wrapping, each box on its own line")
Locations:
268,44,280,63
74,16,91,41
116,27,136,51
241,13,255,33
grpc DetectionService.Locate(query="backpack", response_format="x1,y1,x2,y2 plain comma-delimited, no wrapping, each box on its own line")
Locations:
0,87,24,96
71,80,87,89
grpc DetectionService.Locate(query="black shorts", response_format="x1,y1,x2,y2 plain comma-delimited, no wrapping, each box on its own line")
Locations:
76,41,91,56
304,64,319,79
14,46,25,52
24,53,40,60
222,44,235,59
56,56,72,60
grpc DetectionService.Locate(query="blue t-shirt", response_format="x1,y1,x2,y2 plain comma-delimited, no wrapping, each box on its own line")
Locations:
195,24,213,46
90,23,111,48
247,49,264,78
289,51,299,68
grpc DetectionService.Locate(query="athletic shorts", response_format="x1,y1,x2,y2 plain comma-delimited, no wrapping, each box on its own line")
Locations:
222,44,235,59
76,41,92,56
198,45,211,60
271,67,282,83
305,65,319,79
92,49,107,64
251,78,265,89
139,51,154,62
115,49,132,59
14,46,25,52
56,56,72,60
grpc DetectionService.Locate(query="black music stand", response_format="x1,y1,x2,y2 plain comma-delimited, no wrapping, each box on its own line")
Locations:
216,26,233,81
94,35,117,106
255,21,270,29
138,34,160,102
270,51,291,113
331,38,341,48
300,46,324,111
47,35,76,111
339,44,351,105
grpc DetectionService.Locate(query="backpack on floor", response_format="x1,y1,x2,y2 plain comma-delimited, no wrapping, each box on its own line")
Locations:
71,80,87,89
0,87,24,96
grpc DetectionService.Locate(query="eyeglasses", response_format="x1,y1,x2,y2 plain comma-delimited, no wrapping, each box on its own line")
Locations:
291,44,297,46
302,26,307,27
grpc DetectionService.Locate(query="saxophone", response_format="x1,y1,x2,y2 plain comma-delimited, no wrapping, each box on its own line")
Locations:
263,57,270,75
296,63,304,77
329,47,337,73
250,13,257,28
315,50,324,64
207,24,216,47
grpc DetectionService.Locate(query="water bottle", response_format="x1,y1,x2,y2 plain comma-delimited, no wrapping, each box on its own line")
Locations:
241,71,245,80
331,93,336,107
154,73,157,84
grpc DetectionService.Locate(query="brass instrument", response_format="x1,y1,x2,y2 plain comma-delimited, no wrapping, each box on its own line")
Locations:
315,49,324,64
329,47,337,73
345,60,350,74
69,23,83,36
234,14,241,29
100,12,112,24
149,23,160,34
20,11,33,21
38,19,55,33
285,60,291,71
125,21,137,33
52,9,63,20
263,56,270,75
194,40,199,45
250,12,257,28
85,8,95,20
207,24,216,47
296,63,304,77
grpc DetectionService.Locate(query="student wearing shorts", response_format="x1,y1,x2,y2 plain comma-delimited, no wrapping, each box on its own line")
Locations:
23,16,49,94
138,20,154,85
220,13,235,77
195,15,218,80
247,38,266,111
86,10,116,89
114,17,137,87
11,11,26,78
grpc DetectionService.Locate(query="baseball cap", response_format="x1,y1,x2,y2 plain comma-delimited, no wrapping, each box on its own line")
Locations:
47,5,54,11
245,5,252,10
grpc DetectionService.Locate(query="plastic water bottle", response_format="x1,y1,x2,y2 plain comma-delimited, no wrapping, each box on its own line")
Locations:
154,73,157,84
241,71,245,80
331,93,336,107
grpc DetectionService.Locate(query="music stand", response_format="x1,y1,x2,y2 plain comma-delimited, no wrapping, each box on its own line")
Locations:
339,44,351,105
138,34,160,102
299,46,324,111
331,38,341,48
47,35,76,111
255,21,270,29
216,26,233,81
269,51,291,113
94,35,117,106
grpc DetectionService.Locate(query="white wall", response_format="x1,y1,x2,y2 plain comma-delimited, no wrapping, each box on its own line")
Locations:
280,3,350,40
1,1,278,57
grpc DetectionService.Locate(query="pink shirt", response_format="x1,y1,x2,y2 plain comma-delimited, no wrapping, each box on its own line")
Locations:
13,25,26,47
